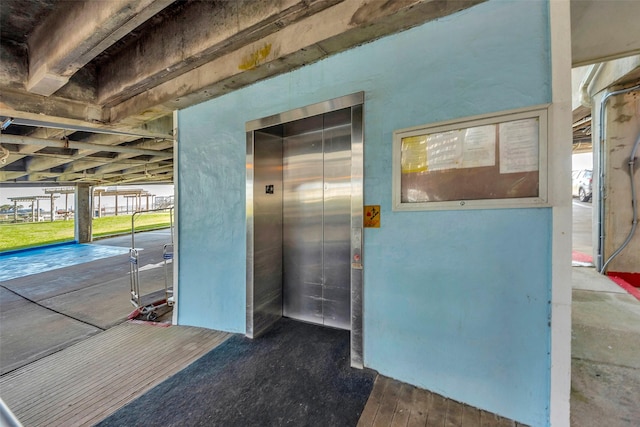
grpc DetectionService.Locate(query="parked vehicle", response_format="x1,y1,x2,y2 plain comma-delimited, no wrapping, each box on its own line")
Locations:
572,169,592,202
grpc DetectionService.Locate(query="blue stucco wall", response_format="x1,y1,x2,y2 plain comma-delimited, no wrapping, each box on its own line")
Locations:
177,1,552,425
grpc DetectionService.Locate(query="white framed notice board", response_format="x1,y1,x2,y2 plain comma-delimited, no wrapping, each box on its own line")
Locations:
392,105,549,211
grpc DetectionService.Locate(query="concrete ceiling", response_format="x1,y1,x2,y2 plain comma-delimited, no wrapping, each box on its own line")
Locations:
1,0,638,185
1,0,488,185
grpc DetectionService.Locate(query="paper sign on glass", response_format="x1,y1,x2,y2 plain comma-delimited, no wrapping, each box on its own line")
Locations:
426,130,463,171
499,118,539,173
461,125,496,168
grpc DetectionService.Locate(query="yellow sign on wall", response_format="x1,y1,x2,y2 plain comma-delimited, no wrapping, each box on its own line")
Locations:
364,205,380,228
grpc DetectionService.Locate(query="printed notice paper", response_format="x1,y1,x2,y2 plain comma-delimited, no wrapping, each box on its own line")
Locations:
461,125,496,168
499,118,539,173
426,130,463,171
401,135,428,173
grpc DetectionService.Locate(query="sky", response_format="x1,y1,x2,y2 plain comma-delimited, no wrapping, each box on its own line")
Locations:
0,184,174,209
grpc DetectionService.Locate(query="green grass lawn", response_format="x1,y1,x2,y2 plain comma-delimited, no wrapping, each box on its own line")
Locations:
0,213,172,252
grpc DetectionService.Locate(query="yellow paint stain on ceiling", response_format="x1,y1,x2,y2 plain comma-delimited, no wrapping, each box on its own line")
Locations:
238,44,272,71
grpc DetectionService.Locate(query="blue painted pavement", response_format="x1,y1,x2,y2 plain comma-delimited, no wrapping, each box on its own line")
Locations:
0,244,129,282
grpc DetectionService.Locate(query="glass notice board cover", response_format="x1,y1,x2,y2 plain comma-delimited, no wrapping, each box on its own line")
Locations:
393,106,548,211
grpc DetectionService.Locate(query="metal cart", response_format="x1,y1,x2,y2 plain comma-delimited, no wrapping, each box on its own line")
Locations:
129,207,174,321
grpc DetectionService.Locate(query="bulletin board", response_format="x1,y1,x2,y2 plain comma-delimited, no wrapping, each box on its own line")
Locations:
392,106,548,211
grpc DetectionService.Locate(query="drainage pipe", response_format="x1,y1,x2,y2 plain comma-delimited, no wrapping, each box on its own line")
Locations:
597,83,640,272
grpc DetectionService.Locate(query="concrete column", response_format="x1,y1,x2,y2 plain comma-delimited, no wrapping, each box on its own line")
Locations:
36,199,41,222
13,200,17,222
601,89,640,274
75,184,93,243
31,200,35,222
50,195,55,222
115,194,119,216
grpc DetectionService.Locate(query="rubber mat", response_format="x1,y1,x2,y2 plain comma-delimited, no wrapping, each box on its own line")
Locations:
97,318,376,426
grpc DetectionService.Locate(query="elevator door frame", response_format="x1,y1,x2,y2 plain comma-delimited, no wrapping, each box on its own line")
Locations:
246,92,364,368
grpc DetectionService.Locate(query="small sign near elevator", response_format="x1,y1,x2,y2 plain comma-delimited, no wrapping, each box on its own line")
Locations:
364,205,380,228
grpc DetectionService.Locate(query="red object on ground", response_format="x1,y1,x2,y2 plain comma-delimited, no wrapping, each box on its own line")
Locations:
572,251,593,263
607,273,640,301
607,272,640,288
127,308,141,320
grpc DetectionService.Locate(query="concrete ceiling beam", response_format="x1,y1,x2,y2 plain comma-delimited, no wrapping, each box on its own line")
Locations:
571,0,640,67
1,134,172,158
55,158,171,182
93,141,174,175
26,0,176,96
27,149,92,174
0,171,24,181
0,87,173,139
108,0,485,123
54,162,173,184
61,139,172,174
97,0,342,106
2,132,172,183
0,128,67,167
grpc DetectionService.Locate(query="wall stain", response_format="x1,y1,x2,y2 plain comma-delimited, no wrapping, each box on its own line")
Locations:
614,113,632,123
238,44,272,71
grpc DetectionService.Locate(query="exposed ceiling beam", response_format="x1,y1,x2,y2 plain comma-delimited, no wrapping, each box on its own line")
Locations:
0,161,172,184
1,134,172,157
571,0,640,67
26,0,175,96
98,0,343,106
109,0,486,123
0,87,173,138
24,134,140,177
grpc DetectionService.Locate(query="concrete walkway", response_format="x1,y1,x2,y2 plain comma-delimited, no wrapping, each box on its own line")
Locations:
571,266,640,426
2,225,639,426
0,230,173,375
0,322,229,426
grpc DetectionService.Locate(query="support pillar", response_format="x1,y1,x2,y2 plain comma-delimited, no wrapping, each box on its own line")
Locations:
36,199,41,222
600,88,640,274
115,194,119,216
13,200,17,222
50,194,55,222
75,184,93,243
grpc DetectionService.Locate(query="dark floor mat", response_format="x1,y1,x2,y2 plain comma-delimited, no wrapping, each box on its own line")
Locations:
97,318,376,426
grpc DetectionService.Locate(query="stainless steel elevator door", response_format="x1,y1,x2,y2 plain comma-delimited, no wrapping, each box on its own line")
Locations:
282,108,352,329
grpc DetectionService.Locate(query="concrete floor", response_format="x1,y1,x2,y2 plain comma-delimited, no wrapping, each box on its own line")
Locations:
570,197,640,426
1,210,639,425
570,267,640,426
0,229,173,375
572,199,594,257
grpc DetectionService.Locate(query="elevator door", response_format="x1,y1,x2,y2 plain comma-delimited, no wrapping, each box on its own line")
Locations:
282,108,352,330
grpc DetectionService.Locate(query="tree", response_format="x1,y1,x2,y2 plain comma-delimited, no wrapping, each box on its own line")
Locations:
0,204,12,213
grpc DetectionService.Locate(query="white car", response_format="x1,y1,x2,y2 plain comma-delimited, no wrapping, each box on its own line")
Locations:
572,169,593,202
